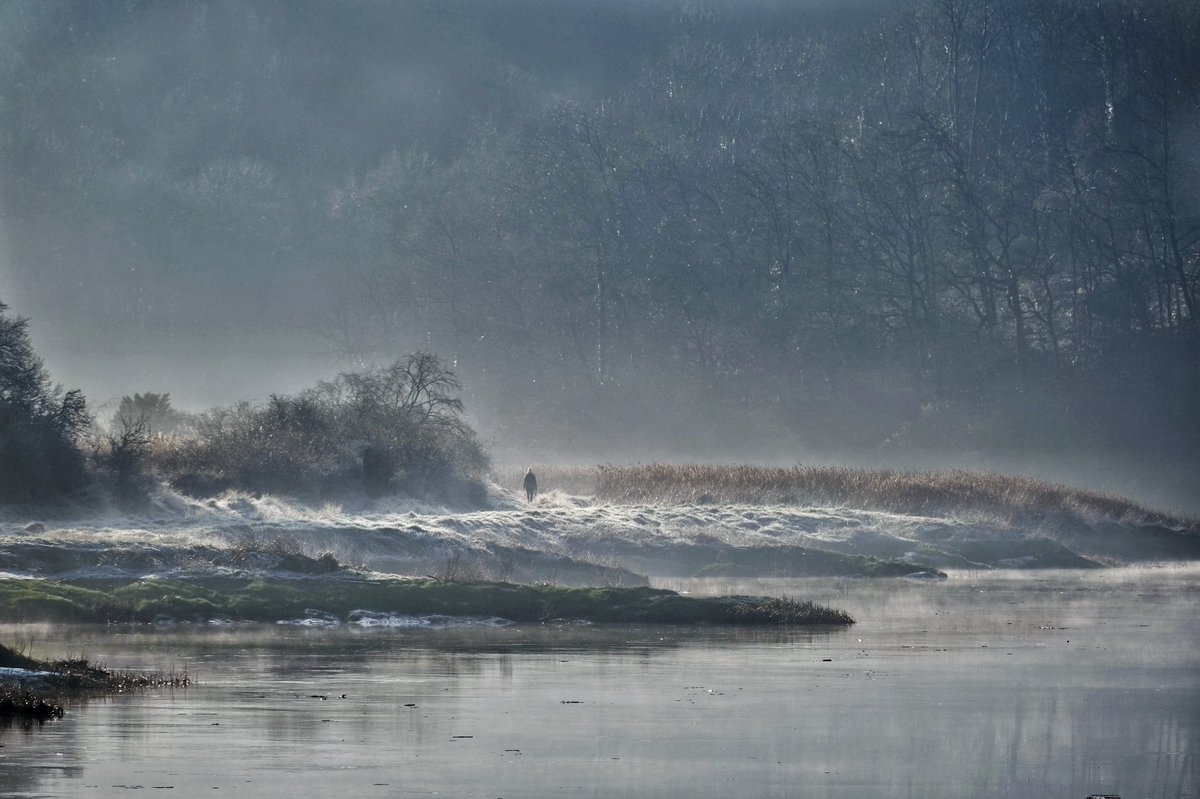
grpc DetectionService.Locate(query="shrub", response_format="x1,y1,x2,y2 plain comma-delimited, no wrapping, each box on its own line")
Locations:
91,415,154,511
160,352,490,502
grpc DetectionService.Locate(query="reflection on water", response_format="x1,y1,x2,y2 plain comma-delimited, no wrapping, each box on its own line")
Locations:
1,568,1196,799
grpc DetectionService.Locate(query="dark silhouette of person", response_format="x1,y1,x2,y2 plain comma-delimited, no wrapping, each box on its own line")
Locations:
523,467,538,502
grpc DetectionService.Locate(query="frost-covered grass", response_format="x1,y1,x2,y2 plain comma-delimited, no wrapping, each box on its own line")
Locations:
7,464,1193,585
591,464,1198,527
0,576,854,626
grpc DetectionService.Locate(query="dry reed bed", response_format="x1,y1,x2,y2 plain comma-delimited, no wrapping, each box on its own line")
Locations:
586,464,1195,528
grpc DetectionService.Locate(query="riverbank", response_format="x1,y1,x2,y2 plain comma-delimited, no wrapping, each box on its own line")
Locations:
0,576,854,626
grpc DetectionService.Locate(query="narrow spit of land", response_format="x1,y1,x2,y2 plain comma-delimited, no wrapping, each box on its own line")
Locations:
0,577,854,627
0,642,190,722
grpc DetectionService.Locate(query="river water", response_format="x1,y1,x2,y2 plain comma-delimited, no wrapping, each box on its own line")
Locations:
1,568,1196,799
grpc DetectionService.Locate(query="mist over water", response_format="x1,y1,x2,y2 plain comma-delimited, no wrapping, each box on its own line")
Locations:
1,568,1195,799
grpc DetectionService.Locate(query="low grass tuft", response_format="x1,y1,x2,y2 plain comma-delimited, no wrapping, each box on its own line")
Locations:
728,595,855,625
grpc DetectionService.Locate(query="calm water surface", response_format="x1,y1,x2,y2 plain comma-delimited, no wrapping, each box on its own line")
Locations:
1,569,1196,799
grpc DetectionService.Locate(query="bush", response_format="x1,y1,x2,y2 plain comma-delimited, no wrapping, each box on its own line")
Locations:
160,352,490,502
92,415,154,511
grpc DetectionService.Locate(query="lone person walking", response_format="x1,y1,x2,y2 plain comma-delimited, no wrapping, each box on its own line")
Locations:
523,467,538,502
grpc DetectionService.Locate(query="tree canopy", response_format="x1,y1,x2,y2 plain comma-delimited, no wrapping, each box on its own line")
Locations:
0,302,89,503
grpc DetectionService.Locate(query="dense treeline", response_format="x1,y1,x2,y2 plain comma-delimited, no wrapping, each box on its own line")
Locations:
342,1,1200,463
333,0,1200,476
2,1,1197,498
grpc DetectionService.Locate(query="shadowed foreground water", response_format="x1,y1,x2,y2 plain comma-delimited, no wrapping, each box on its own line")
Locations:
1,568,1196,798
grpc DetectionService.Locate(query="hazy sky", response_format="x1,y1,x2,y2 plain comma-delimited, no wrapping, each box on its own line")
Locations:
0,0,867,410
0,0,656,409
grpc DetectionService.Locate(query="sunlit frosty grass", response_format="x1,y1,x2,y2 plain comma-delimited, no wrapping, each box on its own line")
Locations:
3,464,1195,591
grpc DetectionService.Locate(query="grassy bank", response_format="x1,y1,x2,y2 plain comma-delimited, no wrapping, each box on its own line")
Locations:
0,577,854,626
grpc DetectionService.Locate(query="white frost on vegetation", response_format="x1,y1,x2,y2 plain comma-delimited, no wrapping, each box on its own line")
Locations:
0,483,968,574
0,480,1184,580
